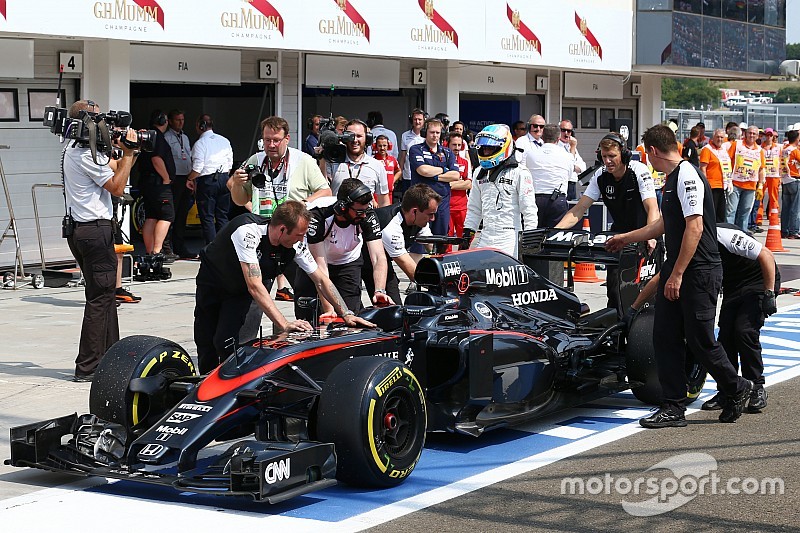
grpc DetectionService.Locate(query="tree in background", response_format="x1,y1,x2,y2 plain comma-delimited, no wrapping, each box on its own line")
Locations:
774,86,800,103
787,43,800,60
662,78,721,109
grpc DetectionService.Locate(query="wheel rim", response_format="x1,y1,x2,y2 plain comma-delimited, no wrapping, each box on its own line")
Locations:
378,388,421,458
130,367,185,430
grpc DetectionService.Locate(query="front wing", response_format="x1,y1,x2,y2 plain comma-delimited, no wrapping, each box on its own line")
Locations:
6,414,337,504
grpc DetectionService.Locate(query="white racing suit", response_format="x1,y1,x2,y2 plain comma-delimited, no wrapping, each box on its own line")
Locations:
463,162,538,258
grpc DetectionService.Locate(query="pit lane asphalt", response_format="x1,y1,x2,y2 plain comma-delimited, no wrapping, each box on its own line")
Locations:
1,235,799,531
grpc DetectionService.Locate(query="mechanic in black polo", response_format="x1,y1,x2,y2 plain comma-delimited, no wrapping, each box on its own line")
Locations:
606,124,752,428
627,222,779,414
194,200,374,374
362,184,441,304
295,178,392,322
555,133,659,313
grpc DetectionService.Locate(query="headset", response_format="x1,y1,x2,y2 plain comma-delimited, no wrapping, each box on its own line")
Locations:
349,118,374,146
307,114,321,131
408,108,429,124
421,117,445,138
198,115,211,132
596,132,631,165
150,110,167,127
372,139,393,152
333,182,373,216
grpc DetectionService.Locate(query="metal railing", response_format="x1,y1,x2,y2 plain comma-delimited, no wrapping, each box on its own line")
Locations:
661,105,800,140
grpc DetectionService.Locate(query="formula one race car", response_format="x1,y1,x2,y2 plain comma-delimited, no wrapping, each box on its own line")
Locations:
6,229,706,503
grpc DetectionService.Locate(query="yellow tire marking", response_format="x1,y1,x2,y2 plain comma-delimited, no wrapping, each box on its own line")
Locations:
367,398,388,473
131,356,160,426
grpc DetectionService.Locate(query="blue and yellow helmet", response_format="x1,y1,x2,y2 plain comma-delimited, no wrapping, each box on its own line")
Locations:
475,124,514,169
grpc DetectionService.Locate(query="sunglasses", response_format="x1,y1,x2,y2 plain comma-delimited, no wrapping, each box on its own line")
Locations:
349,206,369,216
529,124,545,130
561,128,573,134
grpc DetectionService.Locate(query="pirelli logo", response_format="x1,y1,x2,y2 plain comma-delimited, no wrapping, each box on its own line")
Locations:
375,366,403,397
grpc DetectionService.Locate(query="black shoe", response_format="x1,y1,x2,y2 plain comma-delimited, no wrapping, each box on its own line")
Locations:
640,407,687,429
275,287,294,302
178,250,199,260
701,392,726,411
719,380,753,423
72,372,94,382
162,252,179,264
116,287,142,303
748,386,768,412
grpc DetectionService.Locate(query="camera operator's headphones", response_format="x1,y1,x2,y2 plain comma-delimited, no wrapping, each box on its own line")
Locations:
372,139,393,152
408,108,429,124
150,110,167,127
350,118,374,147
307,114,321,131
333,182,373,216
596,132,631,165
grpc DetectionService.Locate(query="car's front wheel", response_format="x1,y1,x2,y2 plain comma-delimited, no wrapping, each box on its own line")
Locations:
316,357,426,487
89,335,197,435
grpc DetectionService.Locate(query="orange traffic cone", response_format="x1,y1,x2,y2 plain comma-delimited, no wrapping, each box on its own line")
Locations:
573,215,602,282
769,206,780,225
765,222,786,252
756,203,764,225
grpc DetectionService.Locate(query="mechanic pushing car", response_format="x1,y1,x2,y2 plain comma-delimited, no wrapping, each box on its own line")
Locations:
555,132,660,313
294,179,394,322
193,200,374,374
626,222,778,414
462,123,538,258
362,184,442,304
606,125,754,428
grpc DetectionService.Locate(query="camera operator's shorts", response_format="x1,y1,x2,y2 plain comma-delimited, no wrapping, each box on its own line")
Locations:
142,181,175,222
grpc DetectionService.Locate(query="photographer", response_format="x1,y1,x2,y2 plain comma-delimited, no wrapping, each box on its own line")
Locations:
63,99,138,382
137,110,175,259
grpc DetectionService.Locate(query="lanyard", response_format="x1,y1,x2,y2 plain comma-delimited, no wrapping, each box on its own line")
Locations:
347,161,363,180
172,130,184,151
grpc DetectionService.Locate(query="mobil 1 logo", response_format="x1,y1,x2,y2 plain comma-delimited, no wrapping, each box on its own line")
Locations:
485,265,529,288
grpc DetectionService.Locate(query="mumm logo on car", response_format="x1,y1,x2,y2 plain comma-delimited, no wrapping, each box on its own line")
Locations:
93,0,164,28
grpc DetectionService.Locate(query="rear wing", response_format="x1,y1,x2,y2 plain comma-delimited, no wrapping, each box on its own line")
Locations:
519,228,634,266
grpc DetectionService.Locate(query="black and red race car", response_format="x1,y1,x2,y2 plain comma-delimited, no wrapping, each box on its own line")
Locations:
6,229,705,503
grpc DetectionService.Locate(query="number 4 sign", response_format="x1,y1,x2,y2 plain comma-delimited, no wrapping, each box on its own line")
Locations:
59,52,83,74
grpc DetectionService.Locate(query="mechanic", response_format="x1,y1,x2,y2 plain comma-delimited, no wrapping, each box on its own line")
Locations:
136,109,175,259
362,184,441,304
627,222,778,414
63,99,138,381
462,123,538,259
408,117,461,252
556,133,659,313
294,179,393,322
606,124,753,428
194,200,374,374
228,115,332,336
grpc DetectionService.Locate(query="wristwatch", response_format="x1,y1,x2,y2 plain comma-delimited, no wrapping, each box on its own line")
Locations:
374,289,387,295
764,290,775,297
341,309,355,318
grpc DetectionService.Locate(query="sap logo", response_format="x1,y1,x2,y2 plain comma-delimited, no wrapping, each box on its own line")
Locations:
166,412,202,424
139,444,165,457
485,265,529,287
639,263,657,278
511,288,558,306
178,403,213,412
442,261,461,277
374,351,400,359
156,425,188,435
264,458,291,484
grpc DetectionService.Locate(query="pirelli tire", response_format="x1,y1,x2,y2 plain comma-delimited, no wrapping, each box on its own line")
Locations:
316,357,426,488
89,335,197,435
626,306,707,405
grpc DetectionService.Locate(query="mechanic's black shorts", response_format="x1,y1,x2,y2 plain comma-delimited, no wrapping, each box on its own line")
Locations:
142,181,175,222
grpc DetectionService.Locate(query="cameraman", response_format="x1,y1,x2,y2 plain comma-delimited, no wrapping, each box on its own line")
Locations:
137,110,175,258
63,99,138,382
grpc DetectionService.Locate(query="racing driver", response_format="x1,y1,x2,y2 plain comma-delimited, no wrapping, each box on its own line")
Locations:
193,200,373,374
462,123,538,258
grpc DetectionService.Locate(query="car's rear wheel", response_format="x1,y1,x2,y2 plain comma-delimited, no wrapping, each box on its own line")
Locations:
626,306,706,405
316,357,426,487
89,335,197,435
